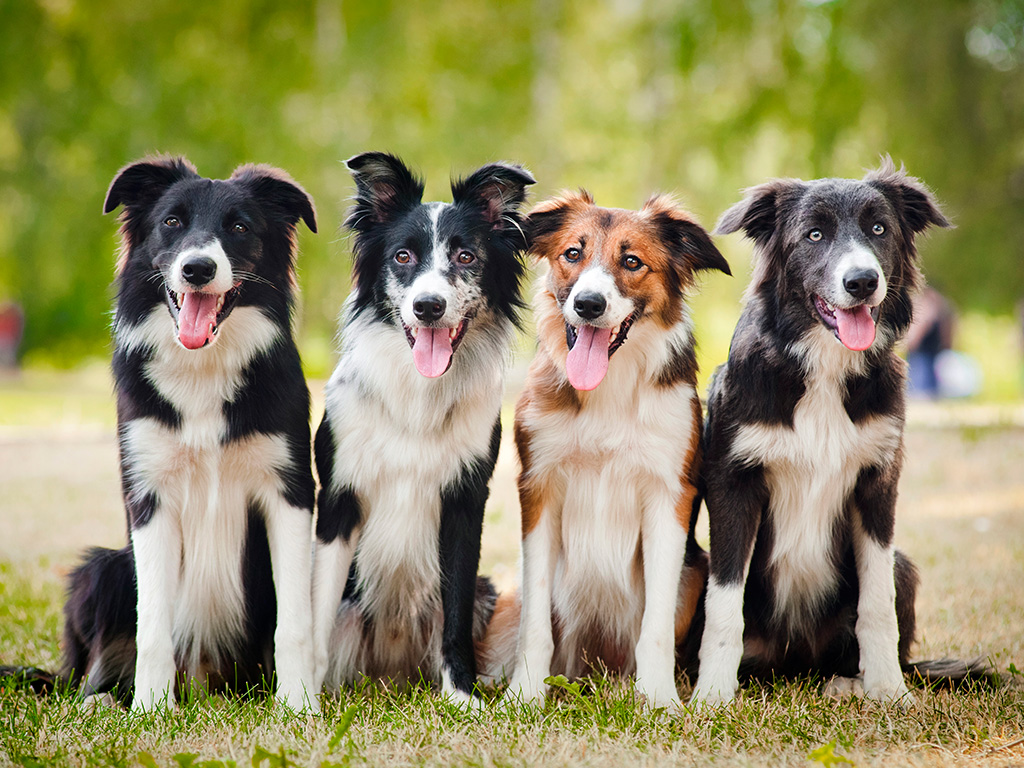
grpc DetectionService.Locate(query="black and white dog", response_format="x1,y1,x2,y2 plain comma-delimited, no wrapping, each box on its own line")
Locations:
690,159,951,705
311,153,534,705
61,157,319,710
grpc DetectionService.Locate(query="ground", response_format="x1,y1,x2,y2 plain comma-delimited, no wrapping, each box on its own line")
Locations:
1,369,1022,767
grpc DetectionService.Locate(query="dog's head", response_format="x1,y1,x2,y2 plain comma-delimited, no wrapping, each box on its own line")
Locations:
527,191,730,391
717,158,950,352
345,152,534,378
105,156,317,350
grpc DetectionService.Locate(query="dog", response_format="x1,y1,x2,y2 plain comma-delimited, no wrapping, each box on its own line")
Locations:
59,156,319,710
477,190,731,709
689,159,953,705
311,152,535,705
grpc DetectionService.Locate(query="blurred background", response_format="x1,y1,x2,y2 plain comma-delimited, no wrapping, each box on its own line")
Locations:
1,0,1023,397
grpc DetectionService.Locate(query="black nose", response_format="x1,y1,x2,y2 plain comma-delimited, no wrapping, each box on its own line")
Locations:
181,257,217,287
412,294,446,322
843,268,879,300
573,292,607,321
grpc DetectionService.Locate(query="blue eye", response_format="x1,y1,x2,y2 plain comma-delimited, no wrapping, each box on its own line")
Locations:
872,223,885,236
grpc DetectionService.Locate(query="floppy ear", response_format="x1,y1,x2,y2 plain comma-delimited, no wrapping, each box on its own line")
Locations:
524,190,594,259
645,194,731,279
714,179,803,247
104,156,198,216
451,162,535,230
231,164,317,233
345,152,424,231
865,156,951,236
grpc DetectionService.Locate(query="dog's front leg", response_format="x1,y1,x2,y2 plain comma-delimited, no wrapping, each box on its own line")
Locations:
131,509,182,710
265,498,317,711
852,463,910,704
690,465,766,707
634,484,689,710
311,526,360,695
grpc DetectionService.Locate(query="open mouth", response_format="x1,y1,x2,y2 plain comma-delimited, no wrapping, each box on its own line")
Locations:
814,295,879,352
403,320,468,378
166,285,241,350
563,310,639,391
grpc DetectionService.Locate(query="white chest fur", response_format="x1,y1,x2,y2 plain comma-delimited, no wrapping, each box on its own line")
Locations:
729,329,902,627
118,305,285,668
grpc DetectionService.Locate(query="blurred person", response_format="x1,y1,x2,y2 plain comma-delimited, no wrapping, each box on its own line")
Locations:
0,302,23,370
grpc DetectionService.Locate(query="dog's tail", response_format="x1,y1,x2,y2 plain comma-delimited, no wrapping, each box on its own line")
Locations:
903,657,997,689
0,665,58,695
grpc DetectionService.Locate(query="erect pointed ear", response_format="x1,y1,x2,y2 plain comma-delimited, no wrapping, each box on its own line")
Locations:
865,156,952,236
645,194,731,278
451,162,535,230
523,190,594,259
231,164,317,233
345,152,424,231
103,156,198,215
714,179,803,246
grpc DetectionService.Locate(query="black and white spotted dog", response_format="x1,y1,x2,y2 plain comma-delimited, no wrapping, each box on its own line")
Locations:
311,153,534,704
61,157,319,710
689,160,952,705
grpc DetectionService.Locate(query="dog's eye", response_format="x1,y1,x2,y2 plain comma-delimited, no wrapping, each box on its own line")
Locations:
164,217,181,228
808,229,823,242
872,223,885,236
395,250,412,265
456,251,475,265
232,222,248,234
564,247,581,262
622,254,643,271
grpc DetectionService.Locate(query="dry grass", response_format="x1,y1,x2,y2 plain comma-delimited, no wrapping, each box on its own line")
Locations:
1,370,1023,767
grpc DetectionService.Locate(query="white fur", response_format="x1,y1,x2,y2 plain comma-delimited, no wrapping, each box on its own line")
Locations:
563,265,636,328
166,239,235,295
852,516,909,702
506,312,698,707
690,579,746,706
828,242,887,308
315,301,512,690
118,303,315,710
730,327,901,627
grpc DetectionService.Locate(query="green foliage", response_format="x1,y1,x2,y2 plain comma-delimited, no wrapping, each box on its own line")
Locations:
1,0,1022,367
807,739,855,766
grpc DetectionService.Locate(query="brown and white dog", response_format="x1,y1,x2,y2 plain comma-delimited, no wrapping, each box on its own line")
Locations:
478,191,730,709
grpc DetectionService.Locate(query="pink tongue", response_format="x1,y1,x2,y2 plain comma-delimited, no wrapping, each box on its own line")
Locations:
178,292,220,350
412,328,454,378
566,326,613,391
834,305,876,351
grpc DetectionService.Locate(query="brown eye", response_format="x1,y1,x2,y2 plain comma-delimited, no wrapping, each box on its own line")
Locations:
456,250,475,265
164,217,181,228
395,250,411,264
808,229,823,242
623,254,643,271
564,247,581,262
232,222,248,234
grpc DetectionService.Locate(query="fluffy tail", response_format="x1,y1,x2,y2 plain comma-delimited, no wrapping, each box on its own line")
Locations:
904,657,996,689
0,665,58,695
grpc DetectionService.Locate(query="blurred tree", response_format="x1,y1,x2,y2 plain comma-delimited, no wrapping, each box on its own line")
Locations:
0,0,1021,366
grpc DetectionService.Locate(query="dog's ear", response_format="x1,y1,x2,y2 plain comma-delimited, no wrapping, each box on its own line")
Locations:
645,195,731,280
451,162,536,231
865,156,951,237
104,156,198,216
345,152,424,230
715,180,803,246
524,190,594,259
231,165,317,233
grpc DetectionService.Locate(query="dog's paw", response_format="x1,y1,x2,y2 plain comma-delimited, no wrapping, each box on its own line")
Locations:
688,681,737,708
634,677,682,713
499,676,547,710
863,676,912,707
823,675,865,698
442,687,485,713
276,685,319,714
82,692,117,712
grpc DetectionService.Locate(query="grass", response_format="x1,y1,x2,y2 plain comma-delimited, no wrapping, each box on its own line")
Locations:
2,364,1024,767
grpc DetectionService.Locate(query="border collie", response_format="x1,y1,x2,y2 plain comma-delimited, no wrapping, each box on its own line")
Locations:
477,191,730,709
311,152,534,705
689,159,952,705
60,157,319,710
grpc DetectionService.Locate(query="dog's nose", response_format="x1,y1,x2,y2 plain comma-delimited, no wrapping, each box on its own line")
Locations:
181,257,217,287
573,292,607,321
843,268,879,301
412,294,446,322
